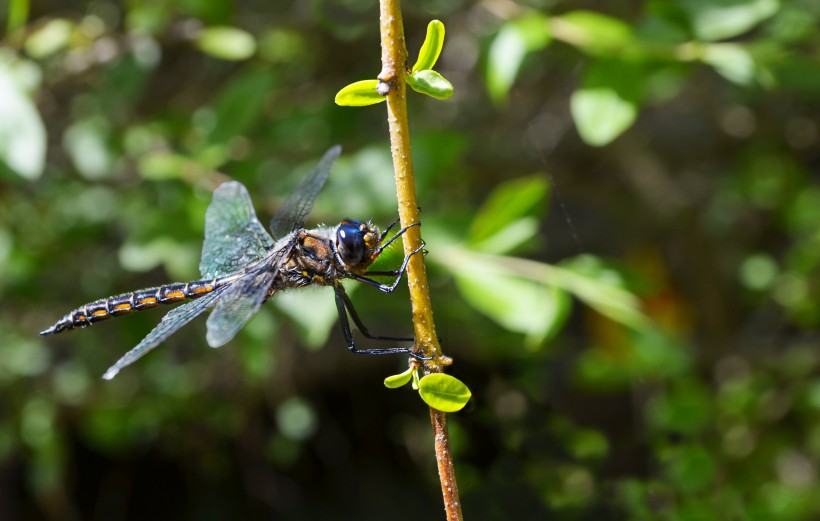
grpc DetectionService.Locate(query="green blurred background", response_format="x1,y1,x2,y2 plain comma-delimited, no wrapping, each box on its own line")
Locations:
3,0,820,519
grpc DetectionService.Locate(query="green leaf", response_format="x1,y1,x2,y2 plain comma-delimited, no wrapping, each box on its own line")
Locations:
384,367,415,389
646,379,712,435
680,0,780,41
7,0,30,34
555,11,633,55
335,79,386,107
196,26,257,61
275,287,342,349
418,374,471,412
662,444,716,493
63,118,114,180
486,13,551,103
468,175,549,253
702,43,756,85
137,151,191,180
454,257,571,347
407,70,453,100
556,254,647,328
24,18,73,59
207,69,276,145
0,54,46,179
570,59,643,146
412,20,445,72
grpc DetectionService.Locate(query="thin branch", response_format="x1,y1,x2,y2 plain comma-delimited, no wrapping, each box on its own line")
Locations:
378,2,463,520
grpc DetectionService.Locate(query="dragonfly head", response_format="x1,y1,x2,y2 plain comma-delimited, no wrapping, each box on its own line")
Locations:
336,219,380,269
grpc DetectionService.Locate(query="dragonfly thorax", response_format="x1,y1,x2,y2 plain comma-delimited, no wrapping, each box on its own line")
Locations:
335,219,380,271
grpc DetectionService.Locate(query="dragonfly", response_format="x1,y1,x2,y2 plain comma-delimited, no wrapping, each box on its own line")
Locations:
41,146,426,380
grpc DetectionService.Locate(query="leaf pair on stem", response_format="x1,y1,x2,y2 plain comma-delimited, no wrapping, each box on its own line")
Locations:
335,20,454,106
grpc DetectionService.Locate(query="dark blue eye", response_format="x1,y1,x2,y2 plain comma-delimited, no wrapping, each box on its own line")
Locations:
337,220,366,265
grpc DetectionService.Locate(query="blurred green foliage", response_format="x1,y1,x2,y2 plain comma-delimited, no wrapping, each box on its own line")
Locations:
2,0,820,519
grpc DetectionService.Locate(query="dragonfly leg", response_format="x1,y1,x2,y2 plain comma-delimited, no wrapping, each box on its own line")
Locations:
337,284,413,342
333,285,429,360
352,240,425,293
373,222,420,257
377,216,402,242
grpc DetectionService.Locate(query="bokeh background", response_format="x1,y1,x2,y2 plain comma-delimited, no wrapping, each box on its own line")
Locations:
3,0,820,519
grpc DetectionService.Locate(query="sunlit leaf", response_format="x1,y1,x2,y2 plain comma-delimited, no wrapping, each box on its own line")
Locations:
24,19,73,59
468,175,549,253
570,59,643,146
486,13,550,103
557,255,647,328
0,54,46,179
196,26,257,61
118,237,199,280
418,374,471,412
384,367,415,389
554,11,633,55
407,69,453,100
702,43,756,85
454,257,571,347
412,20,445,72
335,79,386,107
63,118,114,179
680,0,780,41
137,151,191,180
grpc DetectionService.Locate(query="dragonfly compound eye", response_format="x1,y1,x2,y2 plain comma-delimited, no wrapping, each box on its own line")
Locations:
337,220,366,266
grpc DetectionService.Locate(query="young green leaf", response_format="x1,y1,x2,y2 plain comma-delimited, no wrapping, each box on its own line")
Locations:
418,374,472,412
384,367,415,389
554,11,633,55
467,175,549,252
680,0,779,42
24,18,74,59
702,44,756,86
556,254,647,329
407,70,453,100
454,259,571,348
335,79,386,106
0,56,46,179
570,59,643,146
486,13,551,103
412,20,445,72
196,26,257,61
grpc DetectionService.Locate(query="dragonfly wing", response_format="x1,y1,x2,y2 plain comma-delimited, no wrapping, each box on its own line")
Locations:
205,269,274,348
200,181,275,279
269,146,341,239
205,238,296,347
102,286,228,380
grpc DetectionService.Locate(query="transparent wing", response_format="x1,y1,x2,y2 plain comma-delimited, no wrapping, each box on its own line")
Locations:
200,181,274,279
102,287,228,380
205,238,296,347
269,145,341,239
205,269,274,348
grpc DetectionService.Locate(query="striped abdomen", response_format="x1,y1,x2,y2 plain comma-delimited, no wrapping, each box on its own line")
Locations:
40,279,221,336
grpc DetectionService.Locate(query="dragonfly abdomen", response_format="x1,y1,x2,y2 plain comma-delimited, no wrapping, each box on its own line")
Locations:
40,279,220,336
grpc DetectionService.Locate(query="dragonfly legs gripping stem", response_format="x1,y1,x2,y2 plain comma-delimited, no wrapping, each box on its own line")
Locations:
352,240,426,293
332,238,429,360
333,284,429,360
374,221,420,257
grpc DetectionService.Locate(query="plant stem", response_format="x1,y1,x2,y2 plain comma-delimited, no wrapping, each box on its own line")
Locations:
378,2,463,520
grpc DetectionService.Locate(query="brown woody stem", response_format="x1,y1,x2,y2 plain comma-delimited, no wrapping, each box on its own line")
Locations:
378,2,463,520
